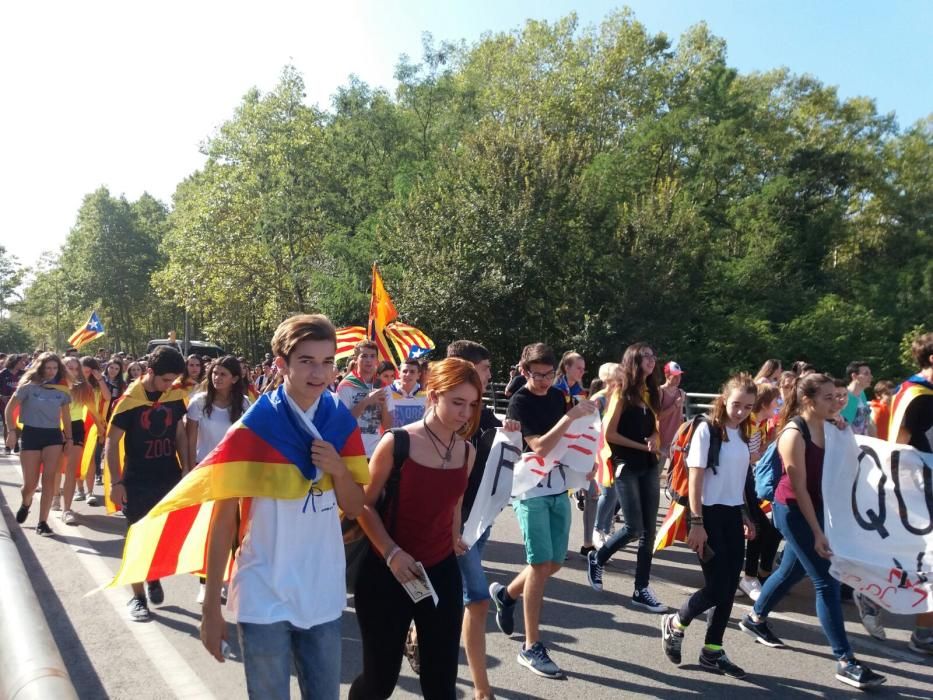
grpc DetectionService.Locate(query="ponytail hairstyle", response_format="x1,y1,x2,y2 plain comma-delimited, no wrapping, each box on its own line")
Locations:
613,343,660,414
778,372,834,429
204,355,247,422
708,373,757,443
19,352,68,387
425,357,484,438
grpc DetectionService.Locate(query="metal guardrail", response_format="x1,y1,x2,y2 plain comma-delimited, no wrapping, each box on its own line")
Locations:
0,505,79,700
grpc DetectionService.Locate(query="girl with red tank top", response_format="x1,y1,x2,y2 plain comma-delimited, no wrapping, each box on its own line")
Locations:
351,358,483,700
740,373,886,690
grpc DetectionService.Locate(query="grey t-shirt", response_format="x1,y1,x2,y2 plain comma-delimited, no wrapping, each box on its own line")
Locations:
13,382,71,429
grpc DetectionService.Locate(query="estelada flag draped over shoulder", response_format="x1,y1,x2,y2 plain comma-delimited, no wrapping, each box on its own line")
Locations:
106,385,368,588
68,311,105,350
78,391,108,479
103,379,190,514
888,375,933,443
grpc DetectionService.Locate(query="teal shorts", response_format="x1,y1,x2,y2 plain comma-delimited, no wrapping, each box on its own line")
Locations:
514,494,572,564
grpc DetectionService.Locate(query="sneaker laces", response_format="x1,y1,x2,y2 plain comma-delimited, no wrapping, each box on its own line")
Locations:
639,587,662,606
528,642,553,664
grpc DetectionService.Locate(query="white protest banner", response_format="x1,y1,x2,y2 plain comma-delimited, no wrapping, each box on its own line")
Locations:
511,413,601,498
461,429,522,547
823,429,933,614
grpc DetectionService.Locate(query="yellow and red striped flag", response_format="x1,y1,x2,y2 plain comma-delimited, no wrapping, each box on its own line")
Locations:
68,311,105,349
653,501,688,553
335,326,367,361
384,322,434,363
106,386,368,587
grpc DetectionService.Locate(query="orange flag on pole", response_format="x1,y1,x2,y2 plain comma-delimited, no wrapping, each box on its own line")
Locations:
368,264,398,365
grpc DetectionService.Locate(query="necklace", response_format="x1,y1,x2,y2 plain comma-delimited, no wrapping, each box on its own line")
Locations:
423,416,456,468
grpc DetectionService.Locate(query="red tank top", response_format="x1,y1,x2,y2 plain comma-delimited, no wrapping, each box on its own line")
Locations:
392,450,469,567
775,434,825,512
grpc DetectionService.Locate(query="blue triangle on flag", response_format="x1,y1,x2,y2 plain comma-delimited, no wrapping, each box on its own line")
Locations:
408,346,431,360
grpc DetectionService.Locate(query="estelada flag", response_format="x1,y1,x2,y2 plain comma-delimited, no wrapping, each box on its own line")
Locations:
384,322,434,364
103,379,190,513
106,384,368,587
368,264,398,364
78,389,108,479
68,311,105,350
595,391,618,488
654,501,688,553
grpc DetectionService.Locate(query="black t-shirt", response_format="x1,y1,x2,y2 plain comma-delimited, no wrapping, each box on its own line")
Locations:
903,394,933,453
504,374,526,396
112,390,187,484
461,407,503,522
506,386,567,452
609,402,658,472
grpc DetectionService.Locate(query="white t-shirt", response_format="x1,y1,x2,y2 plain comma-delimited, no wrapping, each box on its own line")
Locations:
227,394,349,629
187,392,251,463
686,422,749,507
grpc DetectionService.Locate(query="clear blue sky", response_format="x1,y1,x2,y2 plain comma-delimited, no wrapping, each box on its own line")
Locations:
1,0,930,269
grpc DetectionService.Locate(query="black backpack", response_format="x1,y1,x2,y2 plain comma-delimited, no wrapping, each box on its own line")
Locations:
343,428,409,594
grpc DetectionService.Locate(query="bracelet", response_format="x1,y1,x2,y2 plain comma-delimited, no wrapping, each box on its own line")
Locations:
385,545,401,567
689,517,704,526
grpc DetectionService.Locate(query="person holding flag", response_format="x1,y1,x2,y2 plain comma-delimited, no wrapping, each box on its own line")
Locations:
4,352,73,536
338,340,392,457
68,311,105,349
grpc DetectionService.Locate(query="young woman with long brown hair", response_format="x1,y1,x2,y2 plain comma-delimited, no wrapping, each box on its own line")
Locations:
587,343,667,613
350,357,482,700
3,353,72,535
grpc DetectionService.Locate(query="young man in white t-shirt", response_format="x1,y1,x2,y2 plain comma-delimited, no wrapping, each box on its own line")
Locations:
200,315,368,699
389,358,427,427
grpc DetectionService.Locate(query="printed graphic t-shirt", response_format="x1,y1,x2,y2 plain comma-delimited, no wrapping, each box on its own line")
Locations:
112,390,187,484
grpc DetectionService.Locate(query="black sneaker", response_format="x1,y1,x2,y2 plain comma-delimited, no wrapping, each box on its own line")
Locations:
146,580,165,605
127,596,150,622
489,582,515,636
15,503,29,524
35,521,52,536
632,587,667,613
574,490,586,511
699,648,746,679
835,659,886,689
739,613,785,648
586,550,604,592
579,545,595,558
661,613,684,665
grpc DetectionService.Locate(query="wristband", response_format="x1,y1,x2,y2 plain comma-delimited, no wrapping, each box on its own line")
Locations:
689,517,704,526
385,545,401,567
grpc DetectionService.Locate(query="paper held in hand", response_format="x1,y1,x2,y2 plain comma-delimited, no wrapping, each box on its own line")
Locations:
401,562,439,606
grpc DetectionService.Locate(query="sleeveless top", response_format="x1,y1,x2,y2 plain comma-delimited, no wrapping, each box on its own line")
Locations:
392,446,469,567
775,427,825,512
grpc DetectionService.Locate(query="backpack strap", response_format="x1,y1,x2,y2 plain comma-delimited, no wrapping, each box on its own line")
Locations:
380,428,410,535
786,416,812,445
700,415,722,475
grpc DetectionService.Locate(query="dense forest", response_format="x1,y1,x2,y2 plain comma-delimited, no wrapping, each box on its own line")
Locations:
2,10,930,387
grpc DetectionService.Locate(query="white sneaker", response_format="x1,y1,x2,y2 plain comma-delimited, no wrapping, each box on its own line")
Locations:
196,583,206,605
854,593,886,640
86,494,99,506
62,510,77,525
739,576,762,602
74,490,86,502
51,493,62,512
593,529,607,549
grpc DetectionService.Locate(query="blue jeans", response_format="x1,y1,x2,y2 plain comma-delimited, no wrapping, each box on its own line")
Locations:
754,502,852,660
238,617,341,699
596,463,660,589
458,526,491,605
594,481,619,533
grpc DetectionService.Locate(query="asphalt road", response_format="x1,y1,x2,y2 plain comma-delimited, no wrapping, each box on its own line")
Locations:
1,452,930,699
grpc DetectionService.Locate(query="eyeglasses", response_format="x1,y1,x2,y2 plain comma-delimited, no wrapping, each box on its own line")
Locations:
530,370,556,381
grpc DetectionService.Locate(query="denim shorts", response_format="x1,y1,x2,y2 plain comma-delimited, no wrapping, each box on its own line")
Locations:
514,493,571,564
458,526,491,605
